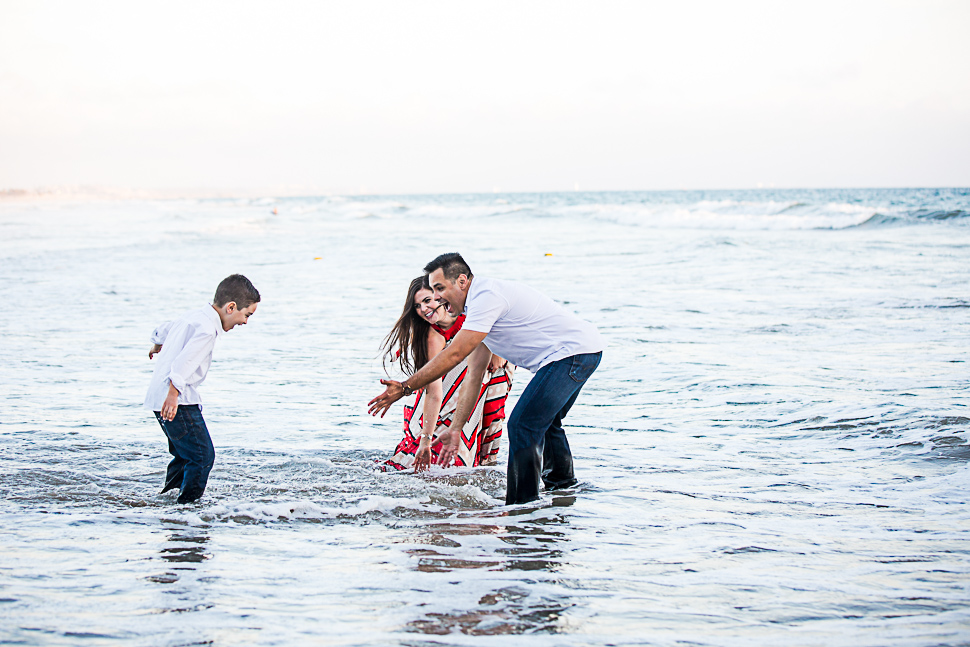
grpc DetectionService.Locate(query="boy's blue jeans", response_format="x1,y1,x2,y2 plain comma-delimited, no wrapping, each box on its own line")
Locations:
506,351,602,505
154,405,215,504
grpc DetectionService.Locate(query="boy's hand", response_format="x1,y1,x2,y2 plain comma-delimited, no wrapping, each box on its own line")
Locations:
161,383,179,421
149,344,162,359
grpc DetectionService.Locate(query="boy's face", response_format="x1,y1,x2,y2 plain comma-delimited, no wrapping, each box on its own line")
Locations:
219,301,258,331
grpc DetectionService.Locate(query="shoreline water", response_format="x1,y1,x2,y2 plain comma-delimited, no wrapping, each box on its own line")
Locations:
1,188,968,645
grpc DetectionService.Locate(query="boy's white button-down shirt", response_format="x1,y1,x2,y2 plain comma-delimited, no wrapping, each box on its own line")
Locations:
143,304,224,411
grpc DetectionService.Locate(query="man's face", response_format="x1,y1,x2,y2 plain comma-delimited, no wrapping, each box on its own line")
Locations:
222,302,258,331
429,269,467,316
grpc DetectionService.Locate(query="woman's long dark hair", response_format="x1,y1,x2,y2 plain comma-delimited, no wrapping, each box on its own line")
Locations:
381,275,434,376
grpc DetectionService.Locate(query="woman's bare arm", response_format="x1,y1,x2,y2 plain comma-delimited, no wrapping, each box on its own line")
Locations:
414,333,445,471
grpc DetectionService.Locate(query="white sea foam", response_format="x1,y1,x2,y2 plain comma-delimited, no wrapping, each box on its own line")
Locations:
203,495,436,522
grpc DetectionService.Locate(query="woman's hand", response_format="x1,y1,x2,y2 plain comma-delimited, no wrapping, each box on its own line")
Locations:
149,344,162,359
413,436,433,472
487,354,508,372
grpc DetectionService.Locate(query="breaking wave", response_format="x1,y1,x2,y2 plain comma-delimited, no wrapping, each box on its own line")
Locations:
272,187,970,232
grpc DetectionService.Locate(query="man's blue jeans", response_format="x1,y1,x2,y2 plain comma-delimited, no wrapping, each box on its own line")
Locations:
506,351,602,505
154,405,215,504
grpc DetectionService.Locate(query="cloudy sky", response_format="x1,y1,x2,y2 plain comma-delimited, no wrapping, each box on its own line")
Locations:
1,0,968,194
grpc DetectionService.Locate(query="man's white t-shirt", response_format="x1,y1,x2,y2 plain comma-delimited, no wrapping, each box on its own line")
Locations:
461,276,604,373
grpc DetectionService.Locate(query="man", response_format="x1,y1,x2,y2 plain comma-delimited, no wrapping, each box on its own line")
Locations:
369,253,603,504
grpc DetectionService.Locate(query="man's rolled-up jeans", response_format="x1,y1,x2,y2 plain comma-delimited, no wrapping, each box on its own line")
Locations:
505,351,602,505
154,404,215,504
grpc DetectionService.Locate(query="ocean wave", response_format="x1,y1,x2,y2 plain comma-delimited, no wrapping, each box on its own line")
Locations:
852,212,903,228
910,209,968,221
781,412,970,458
266,189,969,232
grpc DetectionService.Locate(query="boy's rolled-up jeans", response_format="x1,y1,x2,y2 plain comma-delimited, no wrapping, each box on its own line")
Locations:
505,351,602,505
154,405,215,504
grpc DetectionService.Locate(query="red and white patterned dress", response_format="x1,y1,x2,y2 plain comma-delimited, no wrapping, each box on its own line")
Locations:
381,315,514,471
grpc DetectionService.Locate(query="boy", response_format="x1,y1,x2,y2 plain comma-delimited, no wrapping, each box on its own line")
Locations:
144,274,260,504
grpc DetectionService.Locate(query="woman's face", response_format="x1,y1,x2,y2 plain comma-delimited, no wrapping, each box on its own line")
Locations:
413,288,444,325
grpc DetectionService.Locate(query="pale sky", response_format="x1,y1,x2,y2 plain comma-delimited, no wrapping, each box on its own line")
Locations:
1,0,968,194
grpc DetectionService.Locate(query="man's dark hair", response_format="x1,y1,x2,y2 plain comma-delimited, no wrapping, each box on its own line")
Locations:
213,274,260,308
423,252,473,281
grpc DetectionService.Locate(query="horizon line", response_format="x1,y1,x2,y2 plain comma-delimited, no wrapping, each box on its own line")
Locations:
2,184,968,203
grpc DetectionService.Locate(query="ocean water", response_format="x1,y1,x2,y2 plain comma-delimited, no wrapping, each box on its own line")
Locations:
0,188,968,646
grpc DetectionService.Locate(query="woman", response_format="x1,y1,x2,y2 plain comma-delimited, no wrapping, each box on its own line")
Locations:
379,275,513,472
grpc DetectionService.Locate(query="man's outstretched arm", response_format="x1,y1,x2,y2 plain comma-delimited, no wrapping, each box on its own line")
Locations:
368,329,487,417
436,342,492,467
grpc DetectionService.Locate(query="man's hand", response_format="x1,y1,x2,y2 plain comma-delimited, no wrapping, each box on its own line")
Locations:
368,379,404,417
435,427,461,468
149,344,162,359
368,330,487,418
413,435,433,472
161,390,179,421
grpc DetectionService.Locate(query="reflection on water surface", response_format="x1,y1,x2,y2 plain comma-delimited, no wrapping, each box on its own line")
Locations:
403,502,574,637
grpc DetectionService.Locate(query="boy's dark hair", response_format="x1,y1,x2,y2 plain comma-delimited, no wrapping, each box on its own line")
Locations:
213,274,260,308
423,252,473,281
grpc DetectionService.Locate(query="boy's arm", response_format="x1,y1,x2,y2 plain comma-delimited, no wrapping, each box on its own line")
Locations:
151,321,175,345
148,320,174,359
